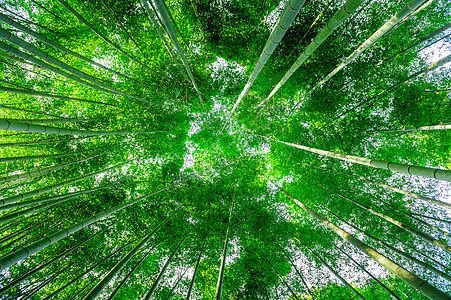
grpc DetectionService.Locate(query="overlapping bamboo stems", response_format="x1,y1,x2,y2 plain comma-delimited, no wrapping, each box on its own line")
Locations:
380,22,451,64
0,119,158,136
0,227,107,295
323,207,451,283
322,235,402,300
323,187,451,253
106,248,152,300
42,236,140,299
56,0,157,73
276,184,451,300
141,0,177,64
0,13,149,87
378,123,451,133
151,0,204,109
230,0,306,115
0,154,97,185
0,135,95,148
186,242,204,299
296,239,366,300
142,234,188,300
0,185,173,270
83,203,183,300
257,248,301,300
260,0,364,106
0,86,120,107
0,157,136,206
269,137,451,182
0,28,150,103
0,145,106,162
279,246,316,300
303,0,427,100
215,204,233,300
333,53,451,120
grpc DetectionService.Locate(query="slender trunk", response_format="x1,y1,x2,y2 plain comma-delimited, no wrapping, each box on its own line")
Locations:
4,117,98,124
261,0,363,106
141,0,177,63
186,241,205,299
0,185,174,271
151,0,204,109
0,103,61,118
0,28,151,103
215,206,233,300
314,165,451,210
323,236,402,300
106,249,152,300
230,0,306,115
0,86,119,107
21,263,72,299
1,179,125,211
325,208,451,283
258,248,301,300
410,212,451,225
166,267,189,299
276,185,451,300
269,136,451,182
328,188,451,253
0,155,97,186
380,22,451,65
0,119,157,136
0,228,105,295
42,237,138,300
0,13,148,87
81,203,182,300
56,0,158,74
0,135,95,148
304,0,427,98
0,145,105,162
378,123,451,134
334,53,451,119
298,240,366,300
0,157,138,206
301,0,334,40
142,234,188,300
280,246,315,300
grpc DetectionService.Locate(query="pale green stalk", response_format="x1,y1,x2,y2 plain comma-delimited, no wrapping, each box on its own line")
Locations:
230,0,306,115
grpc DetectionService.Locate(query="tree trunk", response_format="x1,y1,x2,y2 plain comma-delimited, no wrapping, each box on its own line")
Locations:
0,157,137,206
0,12,149,87
269,137,451,182
0,86,119,107
0,186,174,271
81,202,182,300
0,119,157,136
276,185,451,300
0,135,95,148
215,206,233,300
305,0,427,98
56,0,158,74
298,239,366,300
258,248,301,300
151,0,204,109
230,0,306,115
142,234,188,300
186,241,205,299
325,208,451,283
260,0,363,106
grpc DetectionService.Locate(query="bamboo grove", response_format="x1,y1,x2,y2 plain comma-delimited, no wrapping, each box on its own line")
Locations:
0,0,450,299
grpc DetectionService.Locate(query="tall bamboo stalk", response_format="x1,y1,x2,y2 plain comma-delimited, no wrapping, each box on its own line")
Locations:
260,0,364,106
269,136,451,182
230,0,306,115
151,0,204,109
304,0,427,98
0,186,173,271
297,239,366,300
276,184,451,300
215,206,233,300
